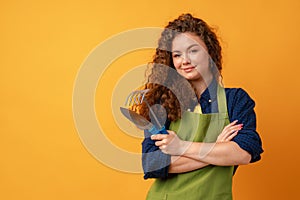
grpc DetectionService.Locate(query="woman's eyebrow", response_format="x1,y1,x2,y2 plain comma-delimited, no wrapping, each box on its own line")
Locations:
172,50,181,54
172,44,201,53
187,44,200,50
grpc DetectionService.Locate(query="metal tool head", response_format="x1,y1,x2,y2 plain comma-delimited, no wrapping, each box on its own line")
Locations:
123,89,167,130
120,107,153,130
124,89,149,107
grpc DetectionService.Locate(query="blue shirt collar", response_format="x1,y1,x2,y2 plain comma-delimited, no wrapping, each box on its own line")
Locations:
200,78,218,103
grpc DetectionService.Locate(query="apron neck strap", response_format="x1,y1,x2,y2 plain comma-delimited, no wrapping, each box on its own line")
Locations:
217,84,228,114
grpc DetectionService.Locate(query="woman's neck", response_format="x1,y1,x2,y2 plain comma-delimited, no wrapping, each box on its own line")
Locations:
190,75,213,98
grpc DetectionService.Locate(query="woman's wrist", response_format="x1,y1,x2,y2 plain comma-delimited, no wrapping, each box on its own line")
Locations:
181,141,215,161
180,140,194,156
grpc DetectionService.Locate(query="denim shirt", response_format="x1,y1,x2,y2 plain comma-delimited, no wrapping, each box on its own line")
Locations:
142,81,264,179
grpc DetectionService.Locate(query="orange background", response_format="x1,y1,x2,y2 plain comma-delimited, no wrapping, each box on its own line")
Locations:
1,0,300,199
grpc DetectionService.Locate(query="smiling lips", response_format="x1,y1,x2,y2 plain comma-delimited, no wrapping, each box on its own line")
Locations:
182,66,196,73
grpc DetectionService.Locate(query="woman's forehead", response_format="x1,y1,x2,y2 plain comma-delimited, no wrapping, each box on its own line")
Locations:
172,32,207,51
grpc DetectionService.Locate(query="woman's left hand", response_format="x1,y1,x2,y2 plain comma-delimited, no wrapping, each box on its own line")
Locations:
151,130,189,155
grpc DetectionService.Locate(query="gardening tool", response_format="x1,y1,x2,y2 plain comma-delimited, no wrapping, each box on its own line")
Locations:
120,89,168,135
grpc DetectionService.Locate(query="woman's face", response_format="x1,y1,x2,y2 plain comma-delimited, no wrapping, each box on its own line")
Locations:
171,32,212,82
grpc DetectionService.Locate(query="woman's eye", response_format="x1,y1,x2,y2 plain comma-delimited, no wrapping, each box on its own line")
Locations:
189,49,199,53
173,54,181,58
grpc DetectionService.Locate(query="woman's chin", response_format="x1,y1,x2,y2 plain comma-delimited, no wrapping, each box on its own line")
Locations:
182,73,201,81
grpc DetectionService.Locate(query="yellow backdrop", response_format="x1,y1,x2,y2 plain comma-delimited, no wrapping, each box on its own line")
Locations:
1,0,300,199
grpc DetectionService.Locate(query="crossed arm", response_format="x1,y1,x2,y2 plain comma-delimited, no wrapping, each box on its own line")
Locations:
151,120,251,173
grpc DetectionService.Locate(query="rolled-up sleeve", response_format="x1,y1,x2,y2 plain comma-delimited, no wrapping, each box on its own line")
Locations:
142,130,171,179
228,88,264,163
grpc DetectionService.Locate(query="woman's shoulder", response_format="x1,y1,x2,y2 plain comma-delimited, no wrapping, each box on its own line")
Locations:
224,87,255,107
225,87,252,98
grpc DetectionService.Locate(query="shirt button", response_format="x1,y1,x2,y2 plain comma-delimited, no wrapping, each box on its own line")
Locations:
208,99,212,103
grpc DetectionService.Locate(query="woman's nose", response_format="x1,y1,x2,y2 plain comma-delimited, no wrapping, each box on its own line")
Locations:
182,54,191,65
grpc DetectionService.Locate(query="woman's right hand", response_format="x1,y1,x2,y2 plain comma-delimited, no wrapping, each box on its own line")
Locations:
217,120,243,143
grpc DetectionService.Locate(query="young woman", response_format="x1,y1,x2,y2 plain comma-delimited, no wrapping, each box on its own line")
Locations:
139,13,263,200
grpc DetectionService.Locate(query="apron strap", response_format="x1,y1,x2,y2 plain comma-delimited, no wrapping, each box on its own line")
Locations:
217,84,228,114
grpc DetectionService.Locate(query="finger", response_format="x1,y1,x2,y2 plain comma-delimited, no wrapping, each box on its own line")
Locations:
226,124,243,133
166,130,176,136
159,145,167,150
217,133,225,141
224,120,238,129
155,140,165,146
231,120,239,124
231,125,243,132
224,126,241,138
218,124,242,141
221,120,238,133
218,130,238,142
151,134,168,141
226,130,239,141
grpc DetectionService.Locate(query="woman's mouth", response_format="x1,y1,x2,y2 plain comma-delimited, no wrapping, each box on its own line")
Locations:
182,66,196,73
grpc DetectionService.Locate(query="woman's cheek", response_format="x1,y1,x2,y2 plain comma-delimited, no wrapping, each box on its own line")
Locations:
173,60,181,69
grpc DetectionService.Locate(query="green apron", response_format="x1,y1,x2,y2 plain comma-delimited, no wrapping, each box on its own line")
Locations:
146,85,234,200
